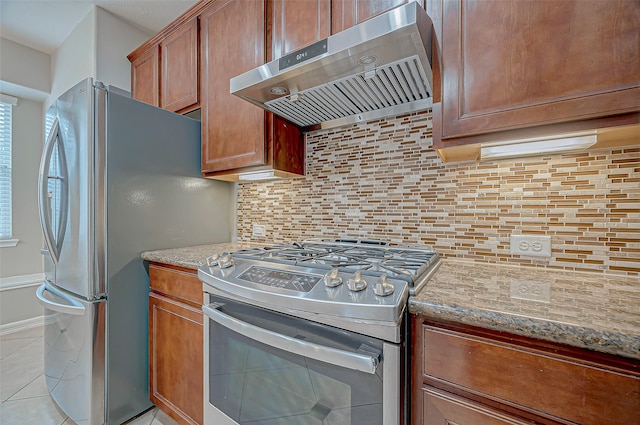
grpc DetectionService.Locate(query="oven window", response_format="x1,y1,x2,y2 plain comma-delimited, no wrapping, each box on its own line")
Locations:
208,300,385,425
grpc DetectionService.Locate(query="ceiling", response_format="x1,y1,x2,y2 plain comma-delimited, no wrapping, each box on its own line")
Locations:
0,0,198,54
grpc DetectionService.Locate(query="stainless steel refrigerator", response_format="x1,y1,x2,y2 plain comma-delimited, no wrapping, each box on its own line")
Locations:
35,78,232,425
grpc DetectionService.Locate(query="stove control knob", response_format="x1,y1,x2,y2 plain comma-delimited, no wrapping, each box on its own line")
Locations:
206,253,220,267
324,268,343,288
218,253,234,269
373,275,395,297
347,271,367,292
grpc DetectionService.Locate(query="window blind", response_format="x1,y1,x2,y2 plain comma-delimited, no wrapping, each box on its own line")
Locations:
0,100,13,239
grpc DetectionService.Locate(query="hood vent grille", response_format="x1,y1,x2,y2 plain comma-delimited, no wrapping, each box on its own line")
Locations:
265,56,431,128
230,2,433,130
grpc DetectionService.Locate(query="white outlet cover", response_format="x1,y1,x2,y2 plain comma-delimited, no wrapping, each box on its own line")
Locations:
510,234,552,258
510,279,551,303
252,224,266,237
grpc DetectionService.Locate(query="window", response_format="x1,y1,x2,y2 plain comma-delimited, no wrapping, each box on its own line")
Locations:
0,94,17,245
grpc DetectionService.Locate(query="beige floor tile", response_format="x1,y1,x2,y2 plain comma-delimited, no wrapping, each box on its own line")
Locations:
0,395,67,425
8,373,49,400
0,337,38,359
2,338,43,364
0,361,44,401
151,408,180,425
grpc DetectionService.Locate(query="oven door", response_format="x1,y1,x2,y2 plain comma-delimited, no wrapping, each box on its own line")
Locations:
203,295,400,425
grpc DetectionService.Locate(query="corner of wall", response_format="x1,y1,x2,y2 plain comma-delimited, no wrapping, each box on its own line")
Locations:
95,7,153,92
46,8,97,109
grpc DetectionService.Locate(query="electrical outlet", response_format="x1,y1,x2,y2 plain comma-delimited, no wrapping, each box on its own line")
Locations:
510,234,551,258
252,224,266,238
510,279,551,302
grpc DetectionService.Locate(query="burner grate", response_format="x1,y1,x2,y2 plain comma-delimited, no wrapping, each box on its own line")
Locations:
231,239,439,286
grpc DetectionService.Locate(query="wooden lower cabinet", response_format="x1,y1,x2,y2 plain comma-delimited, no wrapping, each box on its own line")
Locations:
412,315,640,425
148,264,203,425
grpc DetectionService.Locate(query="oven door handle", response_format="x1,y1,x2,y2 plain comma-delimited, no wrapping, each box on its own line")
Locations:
203,304,381,374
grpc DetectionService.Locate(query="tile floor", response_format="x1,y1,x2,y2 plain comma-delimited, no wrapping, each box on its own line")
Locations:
0,326,178,425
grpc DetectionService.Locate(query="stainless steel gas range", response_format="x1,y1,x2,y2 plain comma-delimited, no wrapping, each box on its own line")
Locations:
199,239,441,425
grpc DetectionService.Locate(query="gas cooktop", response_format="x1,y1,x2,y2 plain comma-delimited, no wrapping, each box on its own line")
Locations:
231,239,441,294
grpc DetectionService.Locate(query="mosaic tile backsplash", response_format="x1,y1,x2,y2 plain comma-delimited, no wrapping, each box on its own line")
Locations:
236,111,639,276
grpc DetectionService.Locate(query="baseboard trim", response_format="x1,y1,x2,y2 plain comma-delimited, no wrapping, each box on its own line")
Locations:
0,315,56,336
0,273,45,292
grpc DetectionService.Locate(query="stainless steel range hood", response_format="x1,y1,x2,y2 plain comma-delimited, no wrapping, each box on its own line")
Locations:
230,2,433,130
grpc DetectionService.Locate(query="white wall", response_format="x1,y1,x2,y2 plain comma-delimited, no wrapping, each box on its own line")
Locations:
46,9,96,109
95,7,152,92
0,98,46,329
0,98,44,277
0,40,50,328
46,7,151,109
0,37,50,101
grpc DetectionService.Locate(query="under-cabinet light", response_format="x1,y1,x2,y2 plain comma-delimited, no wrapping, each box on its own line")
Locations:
480,133,597,160
238,170,283,181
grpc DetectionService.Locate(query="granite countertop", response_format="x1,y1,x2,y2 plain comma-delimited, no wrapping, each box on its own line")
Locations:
409,259,640,360
142,243,639,359
141,242,257,270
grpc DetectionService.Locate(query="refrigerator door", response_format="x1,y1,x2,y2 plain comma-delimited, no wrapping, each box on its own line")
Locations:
36,282,106,425
46,78,100,299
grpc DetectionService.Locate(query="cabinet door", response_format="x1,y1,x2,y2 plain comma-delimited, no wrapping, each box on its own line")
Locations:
161,16,199,113
149,292,203,425
201,0,267,172
332,0,420,32
424,388,534,425
131,46,160,107
271,0,331,60
434,0,640,146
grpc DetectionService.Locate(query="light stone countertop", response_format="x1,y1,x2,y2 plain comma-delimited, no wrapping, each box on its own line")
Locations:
409,259,640,360
141,242,258,270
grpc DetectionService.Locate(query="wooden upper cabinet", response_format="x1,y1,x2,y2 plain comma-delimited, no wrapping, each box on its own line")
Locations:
271,0,331,60
431,0,640,151
332,0,421,32
201,0,267,172
130,46,160,107
128,14,200,114
200,0,305,180
160,16,199,113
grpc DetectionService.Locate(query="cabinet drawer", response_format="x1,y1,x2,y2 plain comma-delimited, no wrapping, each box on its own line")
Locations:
423,326,640,425
423,387,531,425
149,264,202,305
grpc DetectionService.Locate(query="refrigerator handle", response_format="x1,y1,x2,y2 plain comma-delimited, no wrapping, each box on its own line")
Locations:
36,283,86,316
38,118,68,264
56,124,70,252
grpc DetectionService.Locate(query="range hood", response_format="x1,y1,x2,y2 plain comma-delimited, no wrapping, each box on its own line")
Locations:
230,2,433,131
